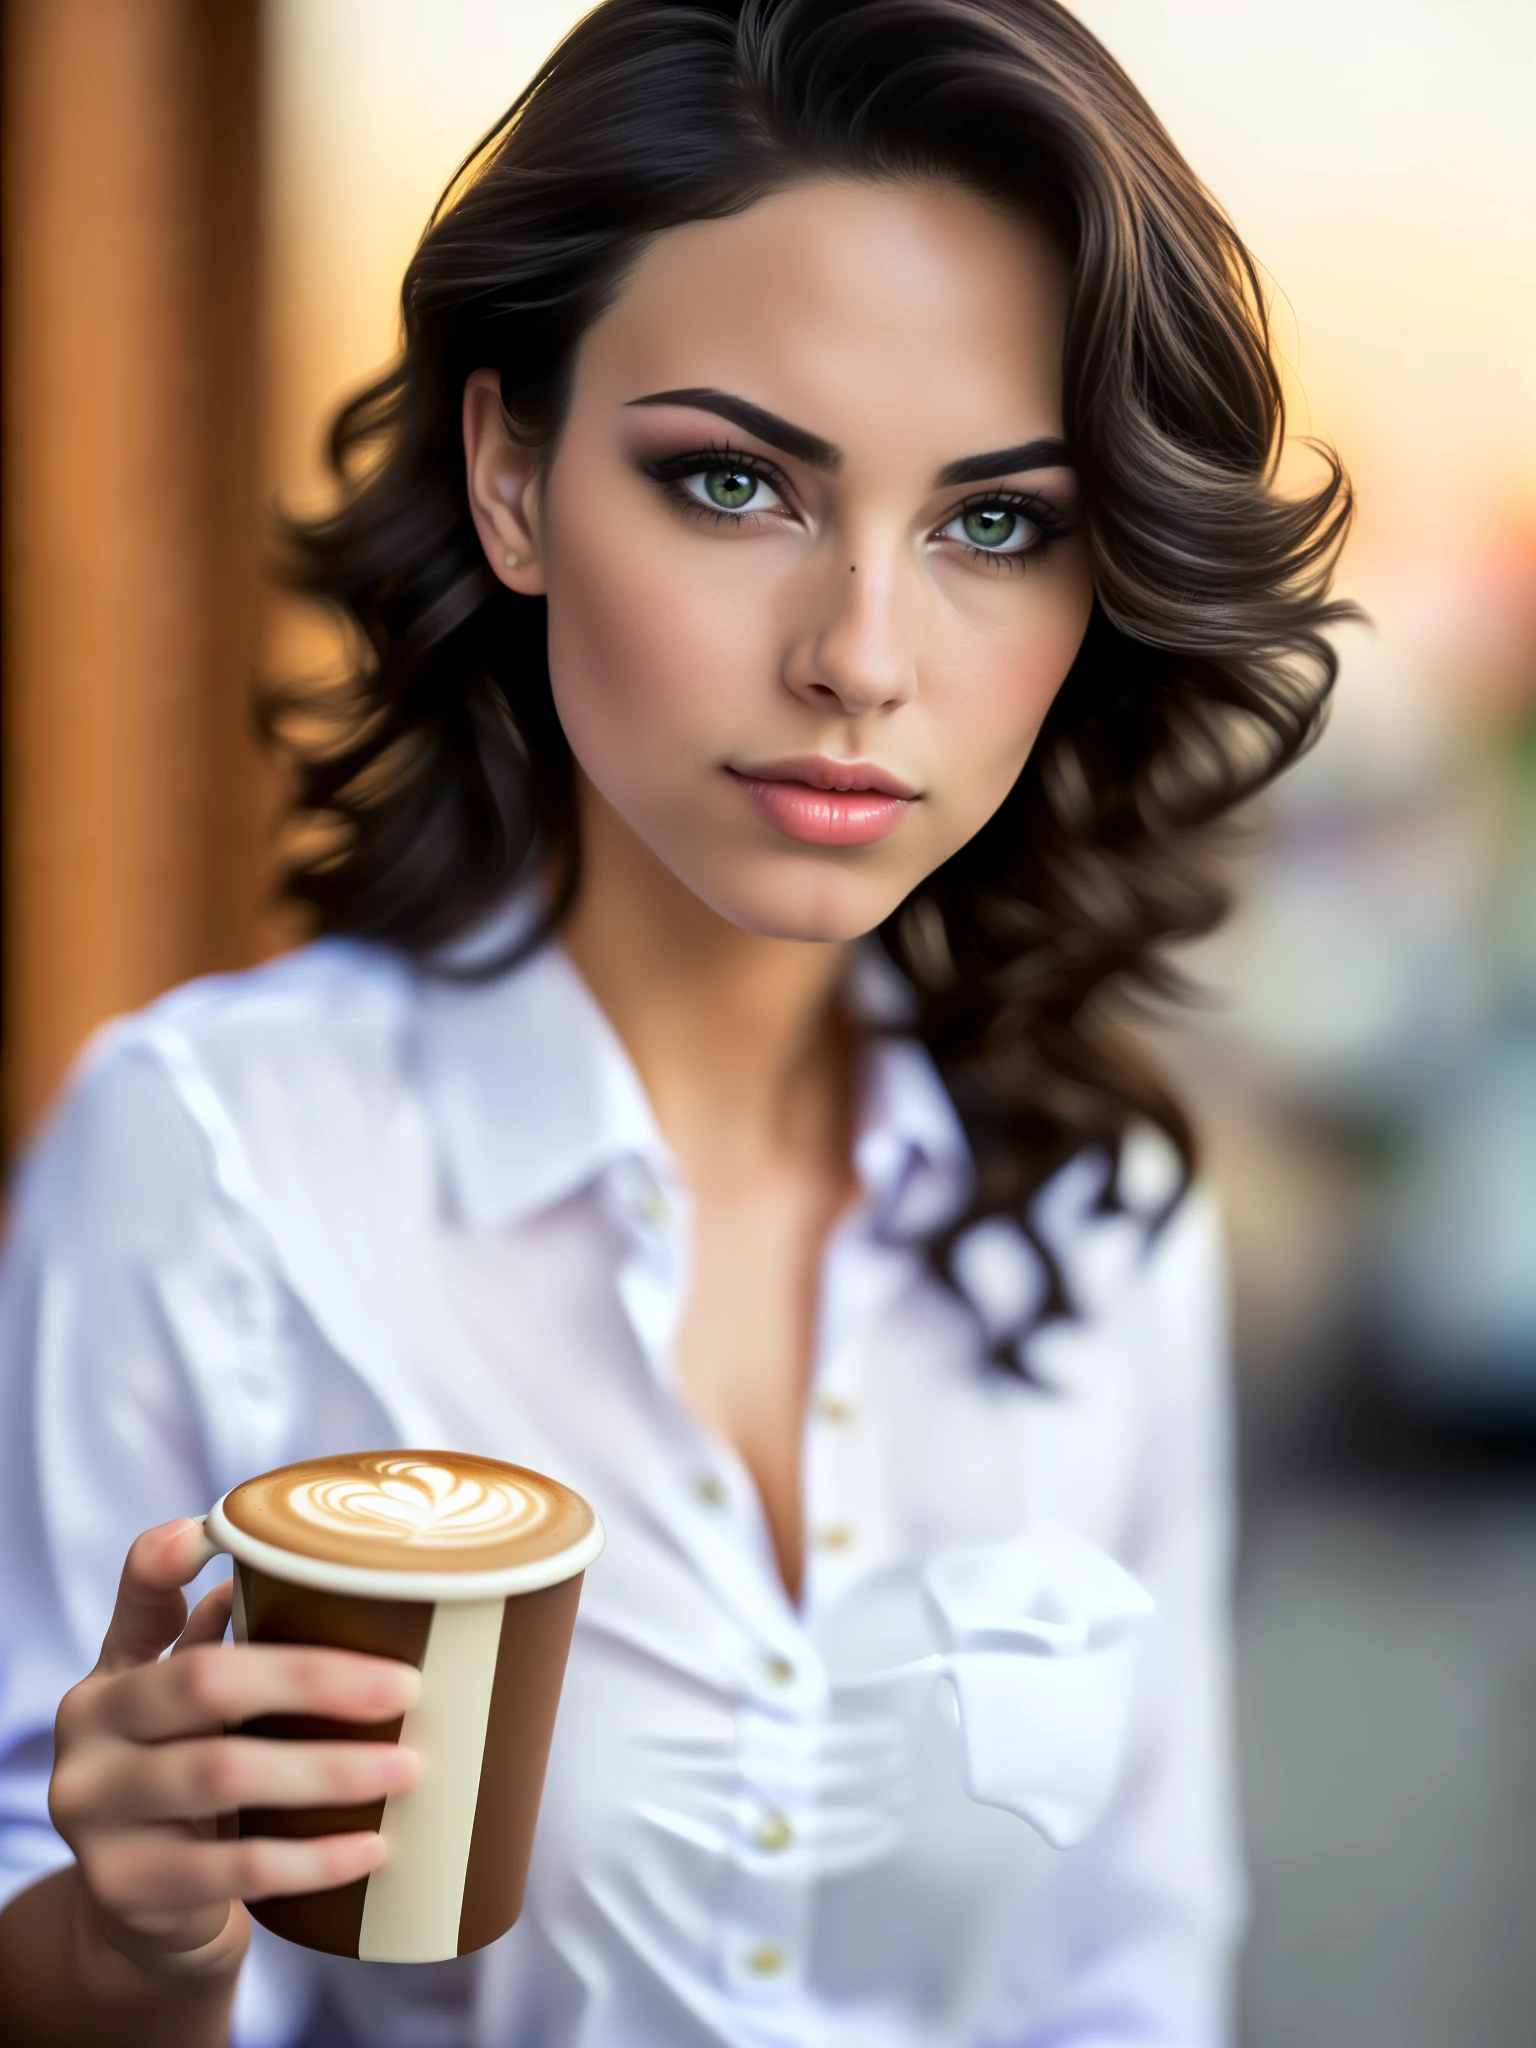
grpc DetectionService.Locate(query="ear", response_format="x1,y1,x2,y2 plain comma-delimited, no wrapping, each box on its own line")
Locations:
463,368,546,595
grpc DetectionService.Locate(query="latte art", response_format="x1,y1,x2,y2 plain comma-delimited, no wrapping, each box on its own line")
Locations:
288,1461,552,1550
223,1449,595,1574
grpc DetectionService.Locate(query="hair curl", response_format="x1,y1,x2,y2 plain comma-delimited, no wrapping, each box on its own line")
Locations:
271,0,1354,1366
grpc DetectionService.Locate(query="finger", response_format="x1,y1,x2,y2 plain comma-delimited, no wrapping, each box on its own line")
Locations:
97,1520,221,1675
86,1892,247,1975
108,1641,421,1743
57,1734,419,1828
84,1826,387,1923
172,1579,235,1656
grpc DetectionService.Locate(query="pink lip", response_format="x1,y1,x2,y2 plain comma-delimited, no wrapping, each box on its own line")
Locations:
725,757,919,848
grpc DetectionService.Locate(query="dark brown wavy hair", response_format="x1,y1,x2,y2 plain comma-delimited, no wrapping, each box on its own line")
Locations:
272,0,1354,1364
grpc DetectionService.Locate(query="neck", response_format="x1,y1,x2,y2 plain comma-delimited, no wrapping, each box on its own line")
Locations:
558,784,856,1187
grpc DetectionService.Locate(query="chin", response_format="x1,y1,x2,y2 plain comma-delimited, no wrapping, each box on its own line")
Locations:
690,855,910,947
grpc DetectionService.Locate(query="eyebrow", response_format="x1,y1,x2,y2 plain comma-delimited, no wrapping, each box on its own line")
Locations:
934,439,1073,487
625,388,841,471
625,388,1073,489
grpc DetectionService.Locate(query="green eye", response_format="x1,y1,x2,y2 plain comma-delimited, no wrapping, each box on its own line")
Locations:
703,468,759,510
652,452,786,523
961,506,1020,549
939,497,1056,564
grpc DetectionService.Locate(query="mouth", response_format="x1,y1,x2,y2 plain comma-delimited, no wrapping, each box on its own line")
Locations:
724,755,919,849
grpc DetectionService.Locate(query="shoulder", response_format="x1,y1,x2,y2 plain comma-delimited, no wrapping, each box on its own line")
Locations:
13,941,421,1241
86,937,413,1122
1120,1131,1227,1370
94,937,415,1088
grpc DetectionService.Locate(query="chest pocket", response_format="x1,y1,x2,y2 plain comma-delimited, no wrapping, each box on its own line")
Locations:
823,1520,1154,1853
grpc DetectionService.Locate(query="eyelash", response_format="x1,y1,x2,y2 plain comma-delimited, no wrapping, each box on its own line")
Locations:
944,489,1075,571
641,443,1075,569
641,442,795,528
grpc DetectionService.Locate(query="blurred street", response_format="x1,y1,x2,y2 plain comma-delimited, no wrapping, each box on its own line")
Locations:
1236,1402,1536,2048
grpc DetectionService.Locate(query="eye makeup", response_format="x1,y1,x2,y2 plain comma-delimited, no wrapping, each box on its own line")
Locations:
639,441,796,527
937,488,1076,568
635,438,1075,568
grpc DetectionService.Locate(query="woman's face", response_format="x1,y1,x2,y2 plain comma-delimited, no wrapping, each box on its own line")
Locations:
465,177,1094,943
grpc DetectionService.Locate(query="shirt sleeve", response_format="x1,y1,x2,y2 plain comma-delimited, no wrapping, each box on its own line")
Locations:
0,1032,321,2045
986,1183,1247,2048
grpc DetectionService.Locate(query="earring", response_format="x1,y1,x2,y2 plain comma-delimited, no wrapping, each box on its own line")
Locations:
503,551,521,569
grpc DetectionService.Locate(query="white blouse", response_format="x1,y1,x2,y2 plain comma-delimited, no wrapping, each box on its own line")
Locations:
0,935,1242,2047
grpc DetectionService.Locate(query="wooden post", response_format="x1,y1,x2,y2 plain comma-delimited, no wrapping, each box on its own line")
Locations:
2,0,280,1155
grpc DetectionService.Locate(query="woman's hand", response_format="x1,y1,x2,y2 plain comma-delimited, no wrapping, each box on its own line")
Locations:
48,1516,420,1981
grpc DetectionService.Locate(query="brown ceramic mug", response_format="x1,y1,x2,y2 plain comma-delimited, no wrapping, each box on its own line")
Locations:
201,1450,603,1963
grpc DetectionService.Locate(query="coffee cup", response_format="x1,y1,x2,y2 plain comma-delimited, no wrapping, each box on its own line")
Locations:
201,1449,604,1963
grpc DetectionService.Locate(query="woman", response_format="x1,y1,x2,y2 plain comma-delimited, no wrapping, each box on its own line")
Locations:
0,1,1351,2042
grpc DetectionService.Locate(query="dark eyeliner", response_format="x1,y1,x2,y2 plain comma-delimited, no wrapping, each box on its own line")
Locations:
638,442,794,509
952,487,1074,538
944,487,1075,569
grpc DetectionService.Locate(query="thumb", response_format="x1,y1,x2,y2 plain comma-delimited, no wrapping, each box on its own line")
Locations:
96,1517,221,1675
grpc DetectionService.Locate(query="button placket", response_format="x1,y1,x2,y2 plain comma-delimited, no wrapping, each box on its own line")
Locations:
721,1908,806,2001
761,1652,798,1691
752,1807,795,1854
804,1315,877,1608
719,1703,822,2000
716,1683,919,1997
608,1155,691,1390
732,1711,816,1874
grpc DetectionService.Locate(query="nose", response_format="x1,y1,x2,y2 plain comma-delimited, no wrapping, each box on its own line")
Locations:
783,544,918,717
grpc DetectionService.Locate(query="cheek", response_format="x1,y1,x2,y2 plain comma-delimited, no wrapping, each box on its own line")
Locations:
543,542,700,782
925,567,1093,826
539,476,776,807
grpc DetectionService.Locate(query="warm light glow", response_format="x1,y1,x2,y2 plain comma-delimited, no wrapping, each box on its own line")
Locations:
266,0,1536,742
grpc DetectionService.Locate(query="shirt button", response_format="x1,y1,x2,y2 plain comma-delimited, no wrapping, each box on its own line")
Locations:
812,1524,854,1552
814,1391,854,1423
635,1182,671,1228
761,1653,797,1689
754,1808,794,1853
694,1473,727,1507
745,1943,786,1977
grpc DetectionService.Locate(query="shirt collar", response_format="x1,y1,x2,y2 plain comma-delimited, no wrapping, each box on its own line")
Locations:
414,940,674,1232
412,927,971,1236
853,1030,971,1232
846,944,971,1227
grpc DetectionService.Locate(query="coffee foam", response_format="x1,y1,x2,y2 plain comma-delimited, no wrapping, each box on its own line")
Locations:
223,1452,594,1574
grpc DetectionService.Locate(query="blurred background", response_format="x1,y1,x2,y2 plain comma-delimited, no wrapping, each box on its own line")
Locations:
3,2,1533,2041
